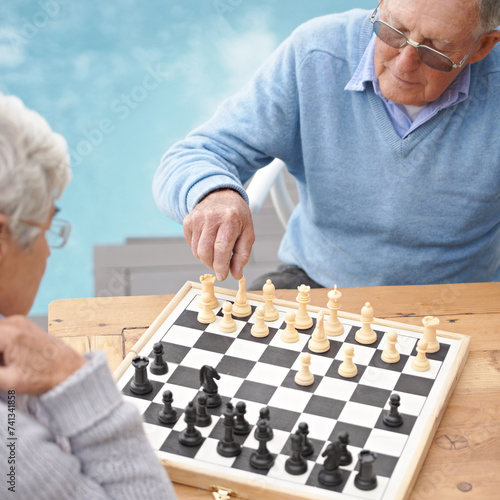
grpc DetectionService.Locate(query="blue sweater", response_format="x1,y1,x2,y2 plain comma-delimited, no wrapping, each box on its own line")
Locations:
154,9,500,287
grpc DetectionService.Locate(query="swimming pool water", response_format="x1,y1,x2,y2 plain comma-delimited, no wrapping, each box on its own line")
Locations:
0,0,372,315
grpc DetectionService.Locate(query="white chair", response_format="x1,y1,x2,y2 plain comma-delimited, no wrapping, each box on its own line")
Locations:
246,159,296,230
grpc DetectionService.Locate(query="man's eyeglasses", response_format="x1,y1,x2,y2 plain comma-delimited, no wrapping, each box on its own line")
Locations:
19,207,71,248
370,1,480,73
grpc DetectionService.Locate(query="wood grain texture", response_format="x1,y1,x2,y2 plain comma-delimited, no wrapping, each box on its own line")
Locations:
48,282,500,500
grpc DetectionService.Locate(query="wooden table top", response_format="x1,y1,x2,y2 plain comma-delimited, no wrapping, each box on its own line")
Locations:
48,282,500,500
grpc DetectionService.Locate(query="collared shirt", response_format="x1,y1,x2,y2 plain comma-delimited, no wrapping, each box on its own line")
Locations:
345,34,471,139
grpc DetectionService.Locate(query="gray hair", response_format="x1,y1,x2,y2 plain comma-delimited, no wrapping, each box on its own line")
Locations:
0,94,71,248
477,0,500,32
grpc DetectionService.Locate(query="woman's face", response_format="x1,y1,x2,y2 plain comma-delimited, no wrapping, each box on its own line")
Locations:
0,217,51,316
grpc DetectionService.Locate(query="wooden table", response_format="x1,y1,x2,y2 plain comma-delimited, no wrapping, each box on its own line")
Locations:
48,282,500,500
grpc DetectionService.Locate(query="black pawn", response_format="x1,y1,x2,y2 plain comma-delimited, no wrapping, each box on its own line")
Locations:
150,342,169,375
338,431,352,466
318,441,343,487
196,393,212,427
217,402,241,457
178,401,203,447
130,356,153,395
285,432,308,475
250,418,275,470
259,406,273,440
383,393,404,428
158,390,178,425
354,450,378,491
297,422,314,458
234,401,250,435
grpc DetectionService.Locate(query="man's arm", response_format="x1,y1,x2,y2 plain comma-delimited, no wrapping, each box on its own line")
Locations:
153,30,302,280
0,316,176,500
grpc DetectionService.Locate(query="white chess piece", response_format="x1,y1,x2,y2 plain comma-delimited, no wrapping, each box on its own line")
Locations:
251,306,269,338
324,285,344,336
381,330,400,363
281,311,299,343
295,284,313,330
197,292,216,324
412,339,430,372
198,274,218,309
422,316,440,353
294,352,314,386
232,276,252,317
308,311,330,353
338,344,357,378
355,302,377,344
262,279,279,322
218,301,237,333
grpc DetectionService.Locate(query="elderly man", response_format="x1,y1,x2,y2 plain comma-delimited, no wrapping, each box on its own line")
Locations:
0,95,176,499
153,0,500,290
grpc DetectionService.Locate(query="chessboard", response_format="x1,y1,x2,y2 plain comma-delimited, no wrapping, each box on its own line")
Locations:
114,279,470,500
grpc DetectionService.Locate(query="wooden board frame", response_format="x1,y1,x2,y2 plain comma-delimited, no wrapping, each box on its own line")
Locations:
114,281,471,500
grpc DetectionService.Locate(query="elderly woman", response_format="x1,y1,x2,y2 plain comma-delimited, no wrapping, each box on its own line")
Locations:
0,95,176,499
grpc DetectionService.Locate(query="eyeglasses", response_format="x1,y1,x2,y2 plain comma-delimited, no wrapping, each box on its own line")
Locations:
370,1,480,73
18,207,71,248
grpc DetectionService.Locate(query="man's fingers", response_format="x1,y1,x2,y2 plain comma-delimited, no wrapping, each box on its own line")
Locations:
213,223,241,281
230,223,255,280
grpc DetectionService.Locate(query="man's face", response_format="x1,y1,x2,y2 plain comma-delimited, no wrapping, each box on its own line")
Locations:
374,0,480,106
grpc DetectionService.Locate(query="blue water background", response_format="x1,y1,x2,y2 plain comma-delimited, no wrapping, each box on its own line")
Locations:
0,0,372,315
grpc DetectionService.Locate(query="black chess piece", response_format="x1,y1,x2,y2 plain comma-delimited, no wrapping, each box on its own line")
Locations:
216,402,241,457
259,406,273,440
234,401,250,435
195,393,212,427
297,422,314,458
318,441,343,487
249,418,275,470
285,432,308,475
130,356,153,395
150,342,169,375
199,365,222,408
158,390,178,425
383,393,404,428
354,450,378,491
338,431,352,466
178,401,203,447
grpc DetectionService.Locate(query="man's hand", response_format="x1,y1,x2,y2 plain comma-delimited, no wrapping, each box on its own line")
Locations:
0,316,86,395
183,189,255,281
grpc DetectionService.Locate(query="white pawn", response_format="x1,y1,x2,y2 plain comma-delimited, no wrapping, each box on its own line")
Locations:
218,301,237,333
324,285,344,336
422,316,440,353
295,284,313,330
197,292,216,324
294,352,314,386
338,344,357,378
281,311,299,343
232,276,252,318
251,306,269,338
381,330,400,363
199,274,218,309
412,339,430,372
355,302,377,344
262,279,279,322
308,311,330,353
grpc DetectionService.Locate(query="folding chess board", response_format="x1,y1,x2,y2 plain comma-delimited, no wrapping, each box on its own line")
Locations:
114,281,470,500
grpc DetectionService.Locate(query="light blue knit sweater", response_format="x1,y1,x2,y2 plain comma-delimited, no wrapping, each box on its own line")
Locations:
154,9,500,287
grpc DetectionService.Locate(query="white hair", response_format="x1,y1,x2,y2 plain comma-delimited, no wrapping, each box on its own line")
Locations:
478,0,500,32
0,94,71,248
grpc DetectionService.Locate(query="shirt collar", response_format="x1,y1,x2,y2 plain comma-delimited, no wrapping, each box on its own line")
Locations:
345,33,471,109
